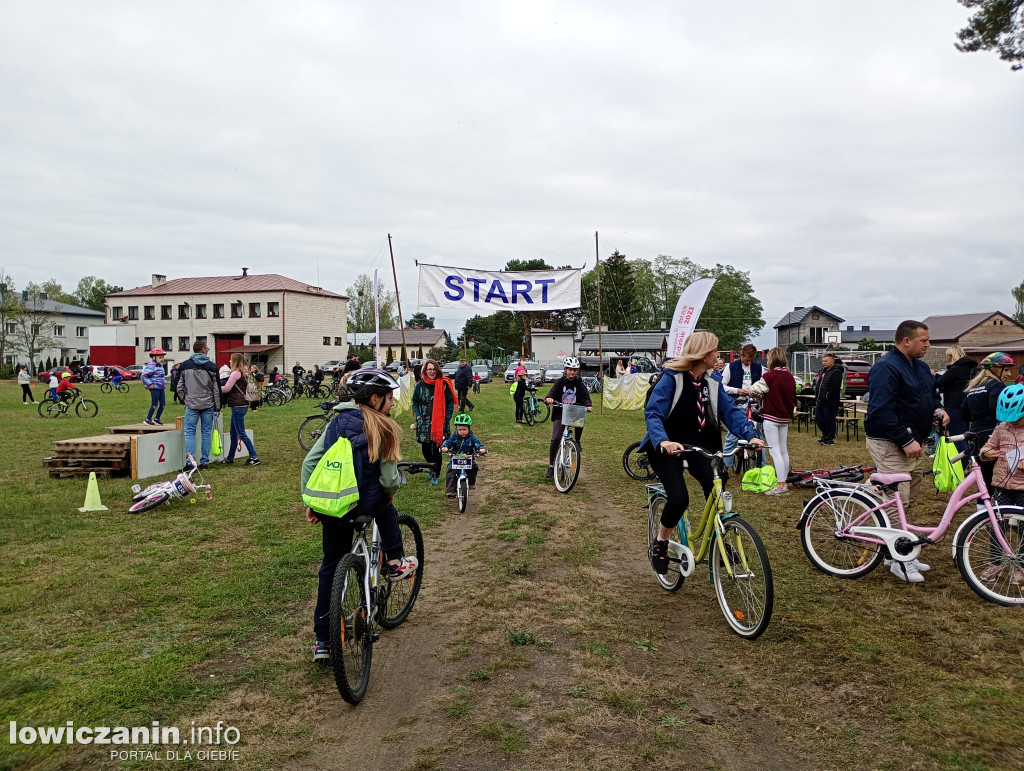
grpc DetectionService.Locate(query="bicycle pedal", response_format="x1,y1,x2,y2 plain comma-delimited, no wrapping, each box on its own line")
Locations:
370,632,380,643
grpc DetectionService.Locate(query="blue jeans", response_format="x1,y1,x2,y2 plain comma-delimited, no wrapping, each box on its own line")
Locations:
147,388,165,421
225,406,257,461
184,407,215,465
723,421,767,468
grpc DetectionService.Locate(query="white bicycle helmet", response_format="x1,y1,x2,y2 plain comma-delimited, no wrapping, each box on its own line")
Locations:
563,356,580,369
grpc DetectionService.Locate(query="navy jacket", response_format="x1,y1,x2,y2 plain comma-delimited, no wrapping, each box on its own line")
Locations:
934,356,976,412
642,369,756,450
864,348,942,447
961,379,1005,438
454,363,474,391
723,360,763,394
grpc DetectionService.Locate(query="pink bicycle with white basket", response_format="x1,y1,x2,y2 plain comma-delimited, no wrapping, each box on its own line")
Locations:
798,431,1024,606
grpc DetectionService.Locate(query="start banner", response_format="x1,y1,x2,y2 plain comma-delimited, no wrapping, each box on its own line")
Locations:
418,264,581,311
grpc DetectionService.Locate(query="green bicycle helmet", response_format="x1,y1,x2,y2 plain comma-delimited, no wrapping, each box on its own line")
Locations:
982,352,1015,370
996,384,1024,423
453,413,472,426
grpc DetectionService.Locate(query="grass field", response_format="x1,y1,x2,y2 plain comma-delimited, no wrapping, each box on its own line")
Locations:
0,378,1021,770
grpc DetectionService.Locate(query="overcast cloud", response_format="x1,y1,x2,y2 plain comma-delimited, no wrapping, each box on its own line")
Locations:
2,1,1021,345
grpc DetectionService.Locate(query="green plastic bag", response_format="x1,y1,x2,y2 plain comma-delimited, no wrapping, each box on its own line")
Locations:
932,435,964,492
509,381,517,396
211,428,222,457
741,466,778,493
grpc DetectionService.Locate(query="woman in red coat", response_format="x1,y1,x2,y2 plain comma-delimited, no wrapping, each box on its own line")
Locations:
757,347,797,495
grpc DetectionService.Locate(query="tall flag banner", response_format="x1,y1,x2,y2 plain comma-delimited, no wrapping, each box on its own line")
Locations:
667,278,716,359
373,270,382,368
418,264,581,311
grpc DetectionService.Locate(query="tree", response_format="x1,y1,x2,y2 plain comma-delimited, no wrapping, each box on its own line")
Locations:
698,264,765,351
956,0,1024,69
0,270,23,372
405,312,435,329
1012,278,1024,324
427,345,448,362
787,341,808,353
857,338,884,351
72,276,123,312
12,284,61,375
346,273,398,332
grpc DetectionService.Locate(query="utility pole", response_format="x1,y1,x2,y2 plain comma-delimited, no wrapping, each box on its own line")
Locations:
388,234,410,370
595,231,604,415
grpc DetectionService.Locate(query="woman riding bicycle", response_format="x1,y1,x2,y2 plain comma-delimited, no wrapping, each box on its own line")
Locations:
642,332,764,574
543,357,593,479
301,368,418,662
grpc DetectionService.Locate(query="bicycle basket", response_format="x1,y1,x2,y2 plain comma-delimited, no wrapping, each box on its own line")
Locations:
561,404,587,427
450,455,473,470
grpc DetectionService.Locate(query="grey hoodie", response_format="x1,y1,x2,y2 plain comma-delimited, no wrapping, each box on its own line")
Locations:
176,353,222,410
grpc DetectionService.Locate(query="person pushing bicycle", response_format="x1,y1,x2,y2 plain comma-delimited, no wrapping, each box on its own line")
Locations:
440,413,487,498
642,332,764,575
301,368,419,663
544,357,593,479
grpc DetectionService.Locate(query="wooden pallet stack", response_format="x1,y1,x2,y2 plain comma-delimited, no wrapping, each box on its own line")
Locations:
43,423,176,478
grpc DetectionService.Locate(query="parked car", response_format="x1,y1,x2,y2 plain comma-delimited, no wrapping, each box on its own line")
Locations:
441,361,459,377
109,366,141,380
504,361,542,385
841,359,872,397
543,365,563,383
37,366,80,383
472,365,493,384
89,365,108,380
319,359,345,372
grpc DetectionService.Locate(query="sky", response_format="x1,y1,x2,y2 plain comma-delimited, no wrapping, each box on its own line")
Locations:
2,1,1022,349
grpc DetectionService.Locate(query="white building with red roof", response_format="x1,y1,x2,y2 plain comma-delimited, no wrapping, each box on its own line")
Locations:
103,269,348,370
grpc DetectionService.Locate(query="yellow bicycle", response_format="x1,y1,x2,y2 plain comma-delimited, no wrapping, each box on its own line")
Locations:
646,441,774,639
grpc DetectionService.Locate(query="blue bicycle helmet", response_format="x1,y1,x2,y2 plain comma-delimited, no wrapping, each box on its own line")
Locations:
996,384,1024,423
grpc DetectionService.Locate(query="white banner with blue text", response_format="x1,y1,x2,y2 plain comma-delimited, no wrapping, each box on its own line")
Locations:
417,264,581,311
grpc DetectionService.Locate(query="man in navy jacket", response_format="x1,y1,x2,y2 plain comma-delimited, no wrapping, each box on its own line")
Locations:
864,320,948,583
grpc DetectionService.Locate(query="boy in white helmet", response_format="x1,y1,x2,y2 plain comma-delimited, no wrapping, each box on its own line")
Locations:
543,357,593,479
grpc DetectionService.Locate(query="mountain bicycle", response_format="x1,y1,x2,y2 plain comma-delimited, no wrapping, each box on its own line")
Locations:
799,431,1024,605
99,380,130,394
128,454,212,513
38,389,99,419
786,464,874,489
298,402,339,451
623,440,658,481
646,440,773,639
523,386,550,426
550,402,590,493
330,471,426,704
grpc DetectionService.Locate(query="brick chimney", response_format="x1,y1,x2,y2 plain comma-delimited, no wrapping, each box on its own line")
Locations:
152,274,166,288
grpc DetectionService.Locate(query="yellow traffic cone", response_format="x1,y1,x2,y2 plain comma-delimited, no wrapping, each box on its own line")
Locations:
78,472,109,512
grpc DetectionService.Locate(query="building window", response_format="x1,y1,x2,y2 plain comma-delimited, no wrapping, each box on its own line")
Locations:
249,302,260,318
213,304,224,319
195,304,207,319
161,337,173,350
334,337,343,346
249,335,261,345
144,306,155,320
134,338,139,346
809,327,825,345
128,306,139,320
231,302,243,318
76,327,87,337
268,301,280,317
5,322,15,334
267,334,280,344
144,337,155,350
323,336,331,345
179,336,190,351
161,305,172,320
31,324,41,335
178,304,190,320
54,325,65,336
195,335,207,344
112,306,123,319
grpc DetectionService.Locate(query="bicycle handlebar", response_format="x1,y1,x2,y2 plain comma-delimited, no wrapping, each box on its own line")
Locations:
668,440,758,459
397,461,435,474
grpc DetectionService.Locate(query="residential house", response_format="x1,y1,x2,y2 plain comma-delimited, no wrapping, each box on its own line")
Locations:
370,328,450,361
104,270,348,369
774,306,844,351
3,293,105,372
921,312,1024,369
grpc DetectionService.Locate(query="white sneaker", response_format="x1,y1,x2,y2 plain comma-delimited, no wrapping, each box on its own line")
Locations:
890,560,924,583
884,557,931,572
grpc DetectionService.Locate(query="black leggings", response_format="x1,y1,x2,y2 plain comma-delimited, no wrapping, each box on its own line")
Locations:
420,440,442,476
647,448,716,529
21,384,33,402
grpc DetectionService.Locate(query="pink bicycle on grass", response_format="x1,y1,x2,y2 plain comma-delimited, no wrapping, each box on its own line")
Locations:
798,432,1024,606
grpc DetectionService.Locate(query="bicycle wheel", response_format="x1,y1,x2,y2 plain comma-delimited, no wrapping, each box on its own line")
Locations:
648,495,684,591
76,399,99,418
553,437,581,494
623,441,657,481
298,415,331,451
265,390,284,407
534,401,550,424
731,447,749,482
38,400,62,418
330,553,372,704
128,491,171,514
955,506,1024,606
800,490,887,578
100,382,112,394
119,384,129,394
378,513,424,629
457,474,469,513
524,399,536,426
711,516,773,640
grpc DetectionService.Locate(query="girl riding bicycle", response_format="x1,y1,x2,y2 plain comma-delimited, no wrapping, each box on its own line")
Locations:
440,413,487,498
301,368,418,662
642,332,764,574
544,357,593,479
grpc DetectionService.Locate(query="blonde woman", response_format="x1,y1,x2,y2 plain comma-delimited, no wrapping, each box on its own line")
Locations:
962,352,1016,492
641,332,765,575
220,353,260,465
934,344,976,439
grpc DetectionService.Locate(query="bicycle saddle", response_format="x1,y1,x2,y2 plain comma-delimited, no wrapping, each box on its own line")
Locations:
869,472,911,486
350,513,373,527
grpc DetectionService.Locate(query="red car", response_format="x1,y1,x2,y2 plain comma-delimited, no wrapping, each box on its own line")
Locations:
36,366,82,383
106,366,140,380
841,359,872,397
